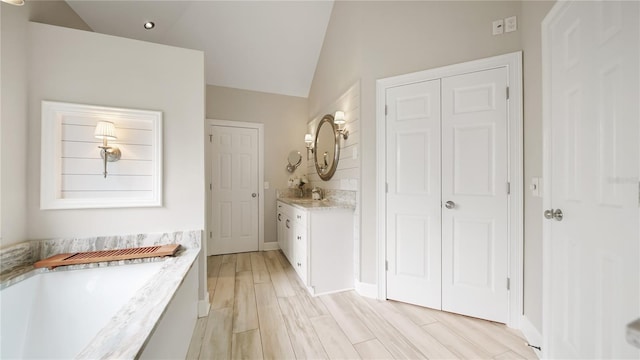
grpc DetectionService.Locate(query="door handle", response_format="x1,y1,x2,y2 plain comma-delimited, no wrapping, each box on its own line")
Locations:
252,193,257,198
444,201,456,209
544,208,563,221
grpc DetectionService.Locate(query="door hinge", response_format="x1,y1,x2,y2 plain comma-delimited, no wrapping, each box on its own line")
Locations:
209,231,212,238
385,182,389,193
385,105,388,116
506,87,510,100
385,260,389,271
209,183,212,190
209,134,212,142
507,277,511,290
507,182,511,195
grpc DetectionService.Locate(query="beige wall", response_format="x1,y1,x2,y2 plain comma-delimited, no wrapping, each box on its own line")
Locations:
309,0,556,334
205,85,308,245
309,0,521,285
27,22,205,241
0,1,90,247
521,0,555,333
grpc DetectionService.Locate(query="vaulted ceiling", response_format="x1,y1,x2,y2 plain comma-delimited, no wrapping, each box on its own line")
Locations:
66,0,334,97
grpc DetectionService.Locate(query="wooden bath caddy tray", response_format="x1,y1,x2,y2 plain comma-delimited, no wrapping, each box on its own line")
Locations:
34,244,181,270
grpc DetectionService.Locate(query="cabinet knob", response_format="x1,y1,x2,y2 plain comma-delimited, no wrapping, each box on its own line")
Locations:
297,215,301,219
297,236,301,240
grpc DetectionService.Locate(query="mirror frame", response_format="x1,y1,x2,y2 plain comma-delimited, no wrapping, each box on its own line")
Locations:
286,150,302,173
314,114,340,181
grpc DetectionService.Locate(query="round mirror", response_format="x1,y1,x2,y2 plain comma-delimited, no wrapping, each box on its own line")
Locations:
286,150,302,173
314,114,340,180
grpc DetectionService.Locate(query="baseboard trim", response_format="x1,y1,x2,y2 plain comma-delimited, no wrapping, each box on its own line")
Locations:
354,281,378,298
520,315,542,359
198,297,210,318
262,242,280,251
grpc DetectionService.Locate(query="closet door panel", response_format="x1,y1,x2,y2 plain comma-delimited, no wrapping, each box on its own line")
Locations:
441,67,509,323
385,79,442,309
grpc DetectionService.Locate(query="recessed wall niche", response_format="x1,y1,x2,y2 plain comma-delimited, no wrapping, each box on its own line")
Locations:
40,101,163,209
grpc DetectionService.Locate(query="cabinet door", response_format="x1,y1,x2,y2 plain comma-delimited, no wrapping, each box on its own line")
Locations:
277,210,285,253
293,226,307,282
288,208,308,284
283,215,293,261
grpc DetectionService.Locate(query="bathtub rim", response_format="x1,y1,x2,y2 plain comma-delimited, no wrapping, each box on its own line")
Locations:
77,244,200,359
0,230,202,360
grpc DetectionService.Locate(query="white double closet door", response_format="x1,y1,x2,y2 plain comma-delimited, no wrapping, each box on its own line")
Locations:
386,67,509,323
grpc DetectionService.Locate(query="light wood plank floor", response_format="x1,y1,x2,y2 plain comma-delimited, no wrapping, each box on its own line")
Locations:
187,251,536,360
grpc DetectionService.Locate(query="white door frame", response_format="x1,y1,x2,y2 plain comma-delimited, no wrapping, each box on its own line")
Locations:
375,52,524,328
206,119,265,256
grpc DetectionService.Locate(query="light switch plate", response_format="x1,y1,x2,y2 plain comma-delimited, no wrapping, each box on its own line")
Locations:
264,181,270,189
492,19,504,35
505,16,517,32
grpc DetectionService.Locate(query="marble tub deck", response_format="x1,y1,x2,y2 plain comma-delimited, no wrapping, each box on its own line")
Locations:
0,230,201,359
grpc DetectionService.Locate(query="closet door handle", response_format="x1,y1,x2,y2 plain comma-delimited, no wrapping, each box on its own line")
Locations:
445,201,456,209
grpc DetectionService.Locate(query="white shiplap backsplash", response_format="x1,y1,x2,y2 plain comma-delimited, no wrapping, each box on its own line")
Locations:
60,117,154,198
306,81,361,280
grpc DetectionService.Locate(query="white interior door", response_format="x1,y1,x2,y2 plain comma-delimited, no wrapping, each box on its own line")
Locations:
385,79,442,309
210,125,259,255
441,67,509,323
543,1,639,358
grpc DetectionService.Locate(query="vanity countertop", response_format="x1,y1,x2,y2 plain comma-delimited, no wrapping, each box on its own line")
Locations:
278,197,355,211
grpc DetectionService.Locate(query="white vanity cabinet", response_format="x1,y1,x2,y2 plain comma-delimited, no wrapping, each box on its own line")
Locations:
276,200,354,295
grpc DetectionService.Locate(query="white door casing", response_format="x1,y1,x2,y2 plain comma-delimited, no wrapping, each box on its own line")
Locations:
441,67,509,323
209,123,261,255
376,52,523,328
542,1,639,358
385,79,442,309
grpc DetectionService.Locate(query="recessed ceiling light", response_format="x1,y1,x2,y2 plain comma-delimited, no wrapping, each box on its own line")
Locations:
1,0,25,6
143,21,155,30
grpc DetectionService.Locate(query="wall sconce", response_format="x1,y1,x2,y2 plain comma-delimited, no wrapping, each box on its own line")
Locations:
334,110,349,140
94,121,121,178
305,133,314,158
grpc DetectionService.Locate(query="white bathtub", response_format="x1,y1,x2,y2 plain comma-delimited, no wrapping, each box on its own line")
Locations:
0,262,164,359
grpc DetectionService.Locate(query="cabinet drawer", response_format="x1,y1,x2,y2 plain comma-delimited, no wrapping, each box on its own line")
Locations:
291,207,307,227
277,201,294,218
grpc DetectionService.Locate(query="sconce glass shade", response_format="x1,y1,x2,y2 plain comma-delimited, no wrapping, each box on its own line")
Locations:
334,111,346,125
94,121,117,140
305,133,313,145
1,0,25,6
